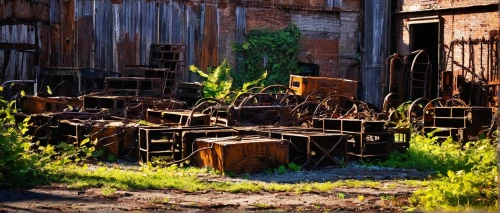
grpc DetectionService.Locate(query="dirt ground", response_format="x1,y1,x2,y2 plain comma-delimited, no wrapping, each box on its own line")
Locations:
0,165,430,212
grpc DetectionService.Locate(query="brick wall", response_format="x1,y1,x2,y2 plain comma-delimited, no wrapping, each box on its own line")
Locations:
228,1,360,79
212,0,359,11
339,12,360,80
246,7,291,31
218,4,237,68
397,0,498,12
299,38,339,77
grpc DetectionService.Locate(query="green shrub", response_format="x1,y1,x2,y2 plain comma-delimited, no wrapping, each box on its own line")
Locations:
232,24,301,87
379,134,498,211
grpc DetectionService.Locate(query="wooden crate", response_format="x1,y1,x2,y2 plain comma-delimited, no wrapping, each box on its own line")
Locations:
193,136,289,174
289,75,358,99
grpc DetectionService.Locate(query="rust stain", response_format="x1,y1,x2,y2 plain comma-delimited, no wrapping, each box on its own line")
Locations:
0,0,50,21
117,33,139,73
200,4,218,72
110,0,123,4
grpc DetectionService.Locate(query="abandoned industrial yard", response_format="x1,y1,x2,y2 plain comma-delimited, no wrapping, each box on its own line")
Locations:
0,0,499,212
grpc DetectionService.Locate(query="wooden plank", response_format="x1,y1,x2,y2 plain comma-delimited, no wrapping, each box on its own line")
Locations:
200,4,218,72
0,43,36,51
61,0,76,67
77,15,93,67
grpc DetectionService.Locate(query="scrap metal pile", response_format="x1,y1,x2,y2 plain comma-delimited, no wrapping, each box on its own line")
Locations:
10,41,496,174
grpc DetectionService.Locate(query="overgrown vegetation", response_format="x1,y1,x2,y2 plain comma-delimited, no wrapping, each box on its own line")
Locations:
0,97,96,185
378,134,498,211
232,24,301,87
189,58,267,100
189,59,233,100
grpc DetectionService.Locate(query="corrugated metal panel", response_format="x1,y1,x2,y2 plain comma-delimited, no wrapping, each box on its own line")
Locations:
50,0,60,24
159,2,172,43
186,4,196,81
139,1,158,65
94,0,114,71
325,0,342,8
171,1,186,44
0,51,33,81
0,25,36,44
361,0,390,107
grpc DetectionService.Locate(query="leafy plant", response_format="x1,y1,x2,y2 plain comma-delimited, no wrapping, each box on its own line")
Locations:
287,163,301,172
337,193,346,199
190,58,233,99
100,185,117,197
232,24,301,87
276,165,287,174
379,134,498,211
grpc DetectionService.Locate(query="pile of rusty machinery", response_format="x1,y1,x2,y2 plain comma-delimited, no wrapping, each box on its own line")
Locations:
9,43,419,174
381,36,500,143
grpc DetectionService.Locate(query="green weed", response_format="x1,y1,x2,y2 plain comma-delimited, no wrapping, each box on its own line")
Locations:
100,185,117,197
336,193,346,199
252,203,271,209
276,165,287,174
379,134,498,211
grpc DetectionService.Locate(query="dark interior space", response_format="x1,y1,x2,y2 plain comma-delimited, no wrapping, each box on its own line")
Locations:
410,22,439,99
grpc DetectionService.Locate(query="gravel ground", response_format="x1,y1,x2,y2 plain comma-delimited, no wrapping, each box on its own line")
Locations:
222,164,432,184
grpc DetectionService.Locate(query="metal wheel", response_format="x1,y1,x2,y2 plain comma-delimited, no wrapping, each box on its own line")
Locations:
313,95,358,119
407,98,429,131
290,101,325,127
186,98,223,126
220,91,237,104
231,92,252,106
445,98,468,107
305,87,341,102
259,85,299,107
239,93,282,126
354,100,382,120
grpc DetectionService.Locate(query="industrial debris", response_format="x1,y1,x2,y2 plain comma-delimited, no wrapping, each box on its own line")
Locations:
8,38,499,174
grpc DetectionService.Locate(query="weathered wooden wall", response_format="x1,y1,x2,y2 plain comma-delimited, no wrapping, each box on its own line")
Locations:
0,0,50,81
1,0,360,84
1,0,211,81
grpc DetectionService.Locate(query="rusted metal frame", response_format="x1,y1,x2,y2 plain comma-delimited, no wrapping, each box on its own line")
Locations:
21,95,83,114
310,136,344,168
138,126,230,163
409,50,432,100
462,37,465,77
259,85,299,107
232,105,291,127
312,95,358,119
105,77,164,97
181,128,237,159
317,118,389,159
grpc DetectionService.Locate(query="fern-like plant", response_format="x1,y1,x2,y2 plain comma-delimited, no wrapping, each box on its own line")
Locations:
189,59,233,99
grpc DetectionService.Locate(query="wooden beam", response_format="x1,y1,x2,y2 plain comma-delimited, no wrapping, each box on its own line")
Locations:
0,43,36,51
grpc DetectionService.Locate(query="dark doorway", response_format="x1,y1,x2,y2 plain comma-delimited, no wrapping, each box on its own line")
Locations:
410,22,440,99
